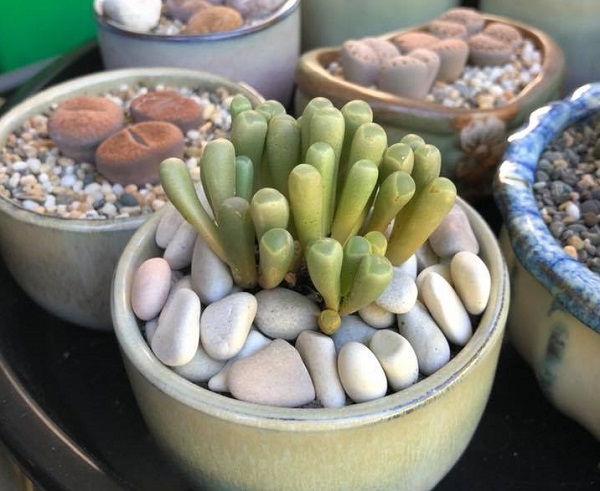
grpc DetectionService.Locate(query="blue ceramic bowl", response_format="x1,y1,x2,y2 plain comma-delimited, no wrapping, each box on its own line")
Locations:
494,82,600,439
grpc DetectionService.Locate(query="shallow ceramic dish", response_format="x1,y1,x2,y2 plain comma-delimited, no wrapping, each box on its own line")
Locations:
494,82,600,439
295,14,565,202
94,0,300,106
0,68,264,330
111,197,509,491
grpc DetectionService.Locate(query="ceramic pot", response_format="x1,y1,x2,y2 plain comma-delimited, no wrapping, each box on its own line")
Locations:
0,68,264,330
494,82,600,439
295,14,565,202
94,0,300,106
480,0,600,94
111,197,509,491
301,0,460,51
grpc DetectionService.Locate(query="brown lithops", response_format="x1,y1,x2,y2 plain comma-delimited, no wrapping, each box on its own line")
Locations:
130,90,203,133
378,55,430,100
429,38,469,82
440,7,485,35
468,33,513,66
339,39,380,87
362,37,400,64
165,0,212,22
407,48,441,93
391,31,438,54
426,20,468,40
483,22,523,49
95,121,185,185
181,5,243,34
48,96,124,164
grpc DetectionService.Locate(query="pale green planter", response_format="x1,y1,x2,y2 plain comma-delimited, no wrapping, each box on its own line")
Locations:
301,0,460,51
480,0,600,93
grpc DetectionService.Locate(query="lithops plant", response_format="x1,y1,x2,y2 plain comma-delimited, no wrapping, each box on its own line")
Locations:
159,95,457,335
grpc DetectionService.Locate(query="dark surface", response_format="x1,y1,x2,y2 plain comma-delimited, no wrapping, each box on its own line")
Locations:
0,39,599,491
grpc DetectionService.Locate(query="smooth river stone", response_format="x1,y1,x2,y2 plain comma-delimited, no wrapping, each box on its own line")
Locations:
358,302,395,329
173,343,225,383
337,342,388,403
101,0,162,31
451,251,491,315
254,288,320,340
369,330,419,391
331,315,376,352
296,331,346,408
375,267,418,314
419,272,472,346
151,288,201,366
416,262,452,292
131,257,172,321
397,300,450,375
208,330,272,393
228,339,316,407
416,241,439,271
428,204,479,258
155,203,185,249
200,292,257,361
163,221,197,270
394,253,418,279
157,275,194,326
190,234,234,304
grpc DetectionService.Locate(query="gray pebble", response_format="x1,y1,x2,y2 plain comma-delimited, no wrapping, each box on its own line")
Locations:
331,315,376,352
190,234,233,304
428,204,479,258
163,221,197,270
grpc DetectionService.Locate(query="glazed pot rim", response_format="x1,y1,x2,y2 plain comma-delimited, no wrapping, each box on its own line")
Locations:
295,13,566,129
0,67,263,231
111,197,509,430
494,82,600,335
94,0,299,42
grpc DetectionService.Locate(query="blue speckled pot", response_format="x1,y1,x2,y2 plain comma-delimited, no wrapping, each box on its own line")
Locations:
494,83,600,439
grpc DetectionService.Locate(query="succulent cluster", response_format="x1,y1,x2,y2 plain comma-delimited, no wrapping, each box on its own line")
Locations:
339,7,523,99
160,95,456,334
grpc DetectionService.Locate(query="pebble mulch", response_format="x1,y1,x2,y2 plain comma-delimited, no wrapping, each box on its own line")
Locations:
0,84,233,220
533,113,600,274
328,38,542,110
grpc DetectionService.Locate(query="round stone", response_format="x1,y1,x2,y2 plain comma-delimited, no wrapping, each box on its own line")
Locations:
131,257,172,321
337,342,388,403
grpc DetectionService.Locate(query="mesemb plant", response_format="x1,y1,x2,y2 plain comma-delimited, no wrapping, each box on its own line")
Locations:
159,95,457,334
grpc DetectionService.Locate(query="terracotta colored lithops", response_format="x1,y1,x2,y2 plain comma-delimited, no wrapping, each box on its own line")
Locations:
391,31,438,54
95,121,184,185
47,95,124,163
468,33,513,66
129,90,203,133
439,7,485,35
181,5,243,34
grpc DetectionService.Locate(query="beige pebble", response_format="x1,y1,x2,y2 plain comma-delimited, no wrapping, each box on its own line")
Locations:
131,257,172,321
450,251,491,315
375,268,418,314
420,272,472,346
173,343,225,383
200,291,257,361
416,262,452,293
337,342,388,403
228,339,315,407
428,204,479,258
155,202,186,248
369,330,419,391
163,221,198,270
358,302,395,329
296,331,346,408
190,234,234,304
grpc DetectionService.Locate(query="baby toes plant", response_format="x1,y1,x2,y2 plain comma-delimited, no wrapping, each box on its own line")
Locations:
159,95,457,335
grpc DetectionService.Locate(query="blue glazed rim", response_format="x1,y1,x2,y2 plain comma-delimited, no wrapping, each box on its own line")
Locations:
494,82,600,335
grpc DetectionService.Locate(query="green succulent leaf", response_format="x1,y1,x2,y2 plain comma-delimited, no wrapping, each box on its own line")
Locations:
340,254,393,315
340,235,372,297
305,238,343,312
288,164,324,251
265,114,301,199
258,228,295,290
365,170,415,234
250,187,289,241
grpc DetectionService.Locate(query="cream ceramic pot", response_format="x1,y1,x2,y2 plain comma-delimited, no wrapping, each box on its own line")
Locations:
295,14,565,202
95,0,300,106
111,197,509,490
495,83,600,439
0,68,264,330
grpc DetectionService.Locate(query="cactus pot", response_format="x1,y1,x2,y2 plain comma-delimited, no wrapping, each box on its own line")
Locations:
494,83,600,439
94,0,300,107
294,14,565,202
0,68,264,330
110,196,509,491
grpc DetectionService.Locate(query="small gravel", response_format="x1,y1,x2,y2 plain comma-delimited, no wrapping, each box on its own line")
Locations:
0,84,233,220
533,113,600,274
328,38,542,110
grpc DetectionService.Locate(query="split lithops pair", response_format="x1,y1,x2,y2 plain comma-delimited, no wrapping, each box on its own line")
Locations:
160,95,457,334
339,7,523,99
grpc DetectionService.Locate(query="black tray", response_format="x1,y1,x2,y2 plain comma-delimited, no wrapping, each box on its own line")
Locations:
0,42,598,491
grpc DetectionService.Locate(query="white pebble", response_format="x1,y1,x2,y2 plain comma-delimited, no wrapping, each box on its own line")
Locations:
296,331,346,408
155,203,185,248
131,257,172,321
337,342,388,403
428,204,479,258
200,292,257,361
375,268,418,314
450,251,491,315
172,343,225,383
151,288,201,366
101,0,162,31
419,272,472,346
369,330,419,391
190,234,234,304
163,221,197,270
358,302,395,329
